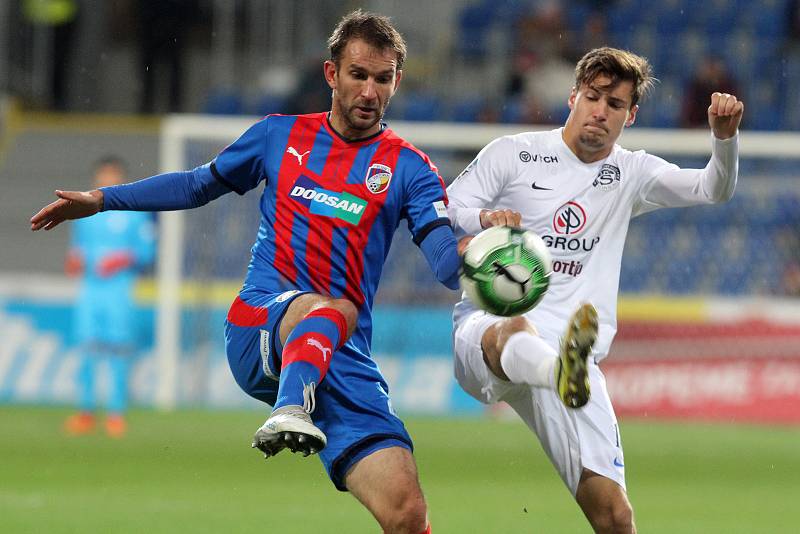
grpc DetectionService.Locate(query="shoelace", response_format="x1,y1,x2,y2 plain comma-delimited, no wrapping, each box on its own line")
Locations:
302,381,317,414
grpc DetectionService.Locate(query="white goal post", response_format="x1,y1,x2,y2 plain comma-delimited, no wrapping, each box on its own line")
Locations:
155,114,800,409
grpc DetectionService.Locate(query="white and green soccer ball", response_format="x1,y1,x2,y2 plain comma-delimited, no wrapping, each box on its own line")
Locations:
460,226,552,317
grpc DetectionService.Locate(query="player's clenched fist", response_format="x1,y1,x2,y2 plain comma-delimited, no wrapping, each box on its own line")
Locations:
707,92,744,140
479,208,522,229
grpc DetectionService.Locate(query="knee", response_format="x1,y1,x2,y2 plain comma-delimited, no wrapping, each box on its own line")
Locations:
591,501,635,534
491,316,535,352
315,298,358,337
381,492,427,534
482,315,535,370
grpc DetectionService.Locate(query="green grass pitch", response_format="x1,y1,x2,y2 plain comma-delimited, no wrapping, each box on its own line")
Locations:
2,406,799,533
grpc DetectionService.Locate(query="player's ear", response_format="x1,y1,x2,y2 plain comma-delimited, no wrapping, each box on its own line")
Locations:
625,104,638,127
567,87,577,110
323,60,337,90
393,69,403,92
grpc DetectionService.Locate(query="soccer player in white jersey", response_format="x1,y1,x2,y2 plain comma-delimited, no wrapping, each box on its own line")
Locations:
447,47,743,533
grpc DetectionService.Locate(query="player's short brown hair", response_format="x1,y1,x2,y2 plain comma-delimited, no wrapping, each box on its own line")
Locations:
574,47,655,107
328,9,406,70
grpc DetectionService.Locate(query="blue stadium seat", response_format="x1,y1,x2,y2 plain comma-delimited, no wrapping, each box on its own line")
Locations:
251,94,288,116
457,3,495,59
749,0,790,36
649,79,682,127
403,93,443,122
564,2,594,32
652,0,690,35
714,261,751,295
775,195,800,224
203,89,244,115
715,31,754,81
743,78,783,130
451,97,485,123
780,56,800,129
489,0,530,25
664,258,700,294
628,26,658,63
692,0,739,35
607,0,643,33
499,97,524,123
620,259,651,293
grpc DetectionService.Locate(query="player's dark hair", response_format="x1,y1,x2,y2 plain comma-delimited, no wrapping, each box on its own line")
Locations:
93,155,127,176
574,47,655,107
328,9,406,69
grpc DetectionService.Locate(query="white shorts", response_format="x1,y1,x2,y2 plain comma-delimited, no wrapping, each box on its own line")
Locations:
453,311,626,495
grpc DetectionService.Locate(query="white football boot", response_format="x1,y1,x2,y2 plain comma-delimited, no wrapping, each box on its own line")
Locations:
251,404,327,459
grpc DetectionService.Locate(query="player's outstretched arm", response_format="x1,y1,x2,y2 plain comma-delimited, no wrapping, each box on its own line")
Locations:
708,92,744,140
30,189,103,231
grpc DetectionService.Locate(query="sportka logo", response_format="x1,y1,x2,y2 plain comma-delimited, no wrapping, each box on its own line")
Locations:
289,175,367,225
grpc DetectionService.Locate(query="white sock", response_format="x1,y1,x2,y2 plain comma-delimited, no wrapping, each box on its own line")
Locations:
499,331,558,389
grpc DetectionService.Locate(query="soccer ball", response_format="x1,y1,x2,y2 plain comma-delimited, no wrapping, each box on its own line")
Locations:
460,226,552,317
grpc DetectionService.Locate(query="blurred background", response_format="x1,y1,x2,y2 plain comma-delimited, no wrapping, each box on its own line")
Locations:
2,0,800,532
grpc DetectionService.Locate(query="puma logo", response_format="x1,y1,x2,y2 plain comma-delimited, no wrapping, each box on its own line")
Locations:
287,146,310,165
307,338,332,362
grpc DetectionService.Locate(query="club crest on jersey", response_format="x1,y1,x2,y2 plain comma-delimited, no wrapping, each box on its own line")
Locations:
593,164,621,191
365,163,392,194
289,175,368,225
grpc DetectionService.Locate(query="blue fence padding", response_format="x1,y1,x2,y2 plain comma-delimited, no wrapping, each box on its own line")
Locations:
0,300,483,414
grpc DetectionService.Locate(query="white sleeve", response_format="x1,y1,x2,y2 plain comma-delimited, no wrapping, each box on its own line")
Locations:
636,134,739,215
446,136,515,237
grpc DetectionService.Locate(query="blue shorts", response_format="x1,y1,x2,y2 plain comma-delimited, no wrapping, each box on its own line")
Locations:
224,287,413,491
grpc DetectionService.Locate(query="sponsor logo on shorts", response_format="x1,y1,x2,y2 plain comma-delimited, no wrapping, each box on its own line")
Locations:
613,457,625,468
365,163,392,194
289,175,367,225
259,329,278,381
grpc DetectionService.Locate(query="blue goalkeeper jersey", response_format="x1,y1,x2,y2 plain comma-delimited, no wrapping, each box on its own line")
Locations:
212,113,452,353
71,211,155,284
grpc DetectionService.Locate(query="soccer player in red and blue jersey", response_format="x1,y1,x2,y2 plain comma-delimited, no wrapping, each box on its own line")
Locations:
31,10,458,534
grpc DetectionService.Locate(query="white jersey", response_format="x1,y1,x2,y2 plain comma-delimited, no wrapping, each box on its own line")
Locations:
448,127,738,361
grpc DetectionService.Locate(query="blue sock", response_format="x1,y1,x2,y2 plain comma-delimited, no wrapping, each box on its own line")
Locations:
274,308,347,411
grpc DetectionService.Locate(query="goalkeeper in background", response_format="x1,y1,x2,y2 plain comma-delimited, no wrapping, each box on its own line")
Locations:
64,156,155,438
31,10,461,534
447,47,743,533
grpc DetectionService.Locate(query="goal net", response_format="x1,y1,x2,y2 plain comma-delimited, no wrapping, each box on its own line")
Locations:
156,115,800,416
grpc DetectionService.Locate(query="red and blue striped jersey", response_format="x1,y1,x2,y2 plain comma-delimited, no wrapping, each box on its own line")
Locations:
212,113,450,344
